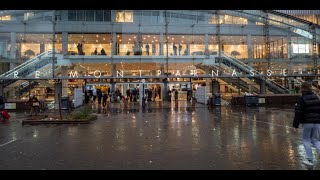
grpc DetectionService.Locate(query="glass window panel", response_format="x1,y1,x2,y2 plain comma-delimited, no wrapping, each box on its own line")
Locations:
86,10,94,21
95,10,103,21
77,10,85,21
0,15,11,21
104,10,111,22
125,11,133,22
116,11,125,22
68,10,76,21
68,34,112,56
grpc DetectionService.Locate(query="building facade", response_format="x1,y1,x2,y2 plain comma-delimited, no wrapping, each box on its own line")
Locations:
0,10,319,104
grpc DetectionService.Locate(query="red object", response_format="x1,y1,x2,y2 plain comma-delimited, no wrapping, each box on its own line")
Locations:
1,110,10,120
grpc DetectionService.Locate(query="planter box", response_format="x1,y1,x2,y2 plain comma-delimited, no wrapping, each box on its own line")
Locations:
22,115,98,125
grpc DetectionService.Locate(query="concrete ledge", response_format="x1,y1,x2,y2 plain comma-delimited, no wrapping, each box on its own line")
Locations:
22,115,98,125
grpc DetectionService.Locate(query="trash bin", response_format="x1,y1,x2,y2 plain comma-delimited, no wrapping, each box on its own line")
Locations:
212,93,221,106
61,96,71,110
244,95,259,106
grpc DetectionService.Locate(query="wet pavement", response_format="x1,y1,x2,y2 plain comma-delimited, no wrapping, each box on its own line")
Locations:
0,101,317,170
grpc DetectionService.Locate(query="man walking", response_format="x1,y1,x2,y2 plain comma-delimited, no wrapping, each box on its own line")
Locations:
293,81,320,166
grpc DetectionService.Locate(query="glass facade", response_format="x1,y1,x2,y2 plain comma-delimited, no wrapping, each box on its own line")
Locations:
0,10,319,100
68,34,112,56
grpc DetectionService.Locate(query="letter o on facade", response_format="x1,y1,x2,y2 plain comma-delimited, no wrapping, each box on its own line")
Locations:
94,70,101,78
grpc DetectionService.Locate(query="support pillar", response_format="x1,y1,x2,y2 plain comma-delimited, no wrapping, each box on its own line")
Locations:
10,32,16,70
260,79,266,94
62,32,68,55
40,43,45,54
61,66,68,97
287,34,293,75
205,34,208,53
111,64,117,92
247,34,253,66
160,33,164,56
112,32,116,55
160,64,165,75
54,82,62,110
288,78,293,91
205,67,210,93
187,44,190,55
163,79,168,101
212,80,219,94
139,83,143,106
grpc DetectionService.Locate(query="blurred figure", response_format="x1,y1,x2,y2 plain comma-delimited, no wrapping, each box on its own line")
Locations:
293,82,320,167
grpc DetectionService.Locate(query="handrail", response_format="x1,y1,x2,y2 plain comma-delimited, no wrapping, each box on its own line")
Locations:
214,51,290,93
0,50,53,78
266,10,319,28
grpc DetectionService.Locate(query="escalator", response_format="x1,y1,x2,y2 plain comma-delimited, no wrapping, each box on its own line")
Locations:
0,50,62,97
201,51,290,94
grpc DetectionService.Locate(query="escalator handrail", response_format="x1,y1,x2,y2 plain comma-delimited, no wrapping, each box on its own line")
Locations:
0,50,53,78
218,52,290,93
3,57,52,79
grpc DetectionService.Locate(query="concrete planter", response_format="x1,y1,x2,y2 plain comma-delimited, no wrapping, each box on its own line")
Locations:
22,115,98,125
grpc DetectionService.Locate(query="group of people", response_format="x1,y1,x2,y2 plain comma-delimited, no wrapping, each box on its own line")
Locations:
76,43,85,55
144,43,157,56
143,87,161,102
172,43,183,56
85,87,132,108
131,39,157,56
93,48,107,55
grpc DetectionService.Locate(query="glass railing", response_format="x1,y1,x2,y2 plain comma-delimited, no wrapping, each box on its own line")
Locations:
0,50,53,78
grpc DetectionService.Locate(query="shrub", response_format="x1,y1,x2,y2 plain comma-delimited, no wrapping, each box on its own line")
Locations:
66,106,92,120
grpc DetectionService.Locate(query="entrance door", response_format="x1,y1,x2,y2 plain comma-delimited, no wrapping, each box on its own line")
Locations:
116,82,164,102
168,82,190,101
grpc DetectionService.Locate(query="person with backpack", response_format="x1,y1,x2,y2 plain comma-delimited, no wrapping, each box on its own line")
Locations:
0,95,6,110
0,95,9,120
293,81,320,167
26,94,39,116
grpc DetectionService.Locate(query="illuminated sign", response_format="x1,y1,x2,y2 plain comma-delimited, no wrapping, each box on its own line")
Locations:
5,103,16,110
293,28,313,39
293,44,309,54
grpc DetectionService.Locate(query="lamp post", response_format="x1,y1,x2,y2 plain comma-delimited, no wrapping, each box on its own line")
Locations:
142,79,145,107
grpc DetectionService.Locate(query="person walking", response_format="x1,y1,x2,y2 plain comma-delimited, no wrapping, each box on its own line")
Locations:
293,81,320,166
178,43,182,56
102,92,108,108
97,89,102,104
145,43,150,56
92,87,97,102
26,94,39,116
174,89,179,101
152,43,156,55
173,43,177,56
